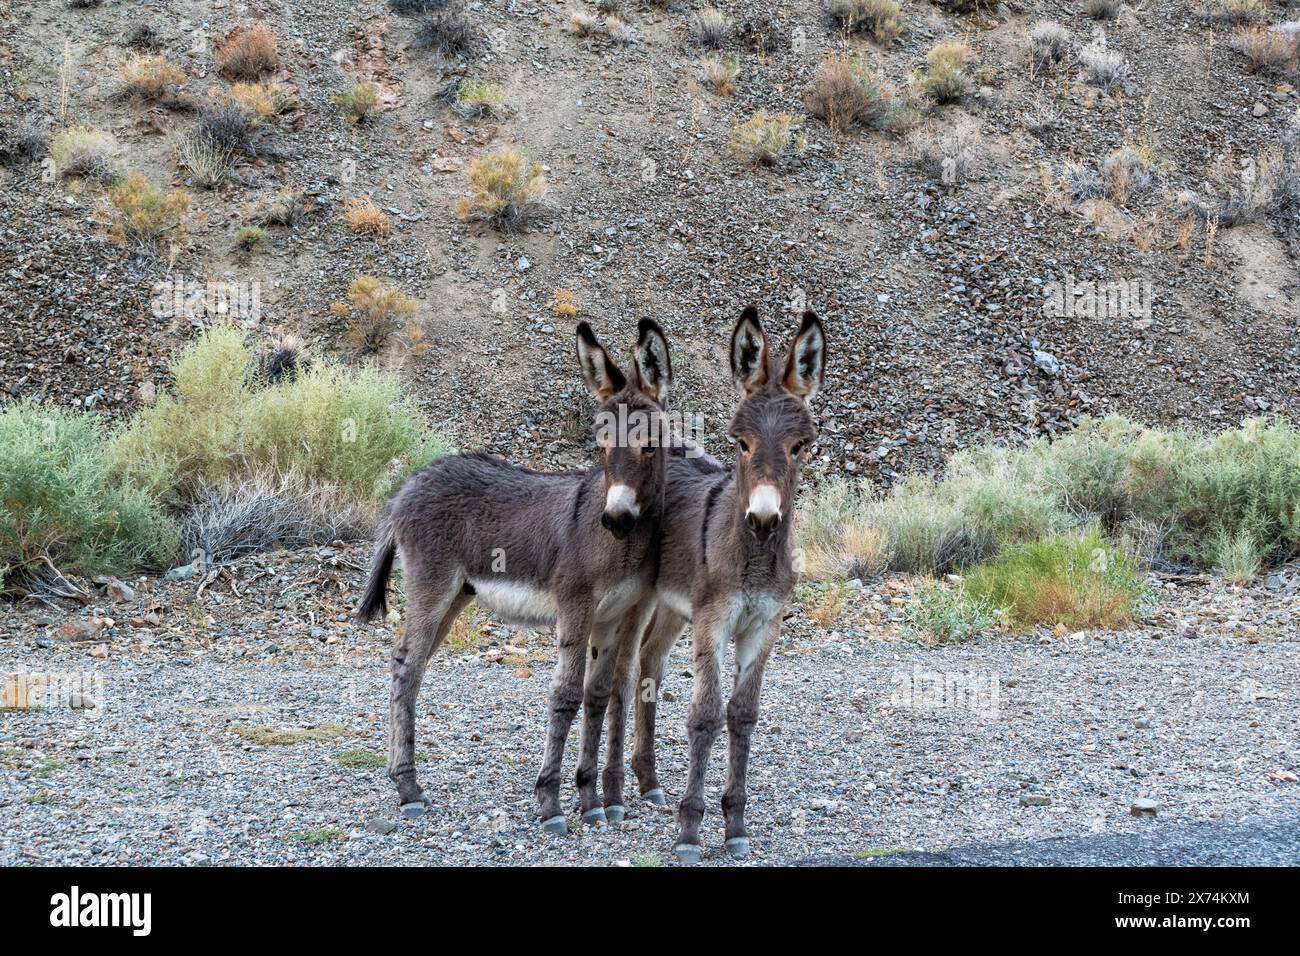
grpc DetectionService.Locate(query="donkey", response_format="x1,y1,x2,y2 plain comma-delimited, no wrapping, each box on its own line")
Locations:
608,306,826,862
356,320,675,834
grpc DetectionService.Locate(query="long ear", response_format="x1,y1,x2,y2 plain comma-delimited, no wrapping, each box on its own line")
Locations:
730,306,768,395
634,318,672,404
576,322,627,400
782,310,826,403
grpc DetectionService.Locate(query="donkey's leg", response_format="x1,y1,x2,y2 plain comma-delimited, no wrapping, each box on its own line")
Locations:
673,610,725,864
720,619,778,859
631,608,686,806
600,601,653,824
534,600,594,835
389,568,468,815
573,619,623,827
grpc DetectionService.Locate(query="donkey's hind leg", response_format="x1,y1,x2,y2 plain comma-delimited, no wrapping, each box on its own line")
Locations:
389,563,468,816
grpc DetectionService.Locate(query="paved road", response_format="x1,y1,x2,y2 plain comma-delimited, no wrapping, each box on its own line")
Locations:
803,813,1300,866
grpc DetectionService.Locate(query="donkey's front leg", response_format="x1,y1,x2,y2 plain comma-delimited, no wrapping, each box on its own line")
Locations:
632,607,686,806
673,610,724,864
535,600,593,835
600,601,654,825
720,619,779,859
573,619,622,828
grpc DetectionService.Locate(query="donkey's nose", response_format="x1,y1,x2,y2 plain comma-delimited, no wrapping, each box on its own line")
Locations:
746,510,780,540
745,484,783,540
602,510,636,539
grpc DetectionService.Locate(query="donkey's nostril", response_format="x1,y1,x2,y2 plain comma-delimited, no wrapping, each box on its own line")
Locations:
603,510,636,539
601,513,614,531
746,510,779,539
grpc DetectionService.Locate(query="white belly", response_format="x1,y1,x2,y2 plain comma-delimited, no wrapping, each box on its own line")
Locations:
657,588,694,621
594,576,645,622
469,578,557,626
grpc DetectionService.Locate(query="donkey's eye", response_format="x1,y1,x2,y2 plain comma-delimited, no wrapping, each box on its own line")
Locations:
642,445,657,457
791,441,805,457
737,439,751,454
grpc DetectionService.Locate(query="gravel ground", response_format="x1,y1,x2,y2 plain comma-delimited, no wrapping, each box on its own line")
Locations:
3,558,1297,867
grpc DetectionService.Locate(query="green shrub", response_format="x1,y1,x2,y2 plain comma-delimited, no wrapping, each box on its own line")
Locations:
965,529,1147,631
0,401,177,593
109,325,447,508
904,580,1001,642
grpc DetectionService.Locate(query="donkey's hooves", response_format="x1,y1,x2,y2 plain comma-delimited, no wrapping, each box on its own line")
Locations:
541,815,568,836
725,837,751,860
604,805,625,826
582,807,608,829
400,801,428,820
643,788,667,807
673,843,703,865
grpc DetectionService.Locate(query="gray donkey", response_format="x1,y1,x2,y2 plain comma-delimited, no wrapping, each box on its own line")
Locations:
357,320,676,833
606,306,826,862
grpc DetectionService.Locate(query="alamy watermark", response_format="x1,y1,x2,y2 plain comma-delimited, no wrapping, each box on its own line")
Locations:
1042,274,1152,322
594,406,707,458
2,671,103,716
889,667,1000,719
150,277,262,323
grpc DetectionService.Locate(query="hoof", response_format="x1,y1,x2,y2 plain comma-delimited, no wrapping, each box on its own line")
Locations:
604,805,625,826
541,814,568,836
643,788,667,807
725,837,751,860
399,801,427,820
581,807,608,829
673,843,703,865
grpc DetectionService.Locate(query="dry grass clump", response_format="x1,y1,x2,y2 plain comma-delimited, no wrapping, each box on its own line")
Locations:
335,81,381,123
826,0,904,43
548,289,581,318
457,145,547,230
175,130,236,188
804,54,888,135
605,16,640,46
125,23,164,51
1029,21,1070,69
569,11,602,37
796,479,888,581
1078,31,1132,93
1205,0,1265,25
919,40,971,103
1083,0,1121,20
196,102,259,156
0,116,48,166
1178,152,1283,227
693,9,731,48
216,22,279,81
965,530,1147,631
50,126,120,182
104,171,191,249
910,127,978,184
416,11,480,58
331,275,424,356
455,79,506,115
233,225,267,252
181,469,374,565
1230,25,1299,74
390,0,452,12
344,197,393,236
255,189,314,228
118,54,185,100
729,111,806,166
702,54,740,95
230,80,295,119
1099,143,1158,204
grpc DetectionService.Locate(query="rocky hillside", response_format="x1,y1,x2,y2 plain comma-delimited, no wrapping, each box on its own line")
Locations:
2,0,1298,483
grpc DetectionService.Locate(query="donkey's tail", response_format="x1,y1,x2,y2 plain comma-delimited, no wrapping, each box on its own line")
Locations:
356,521,397,622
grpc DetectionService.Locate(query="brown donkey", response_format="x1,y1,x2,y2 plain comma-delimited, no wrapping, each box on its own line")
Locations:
357,320,675,833
610,306,826,862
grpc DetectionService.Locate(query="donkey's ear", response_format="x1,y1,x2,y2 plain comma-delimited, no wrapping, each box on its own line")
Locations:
730,306,769,395
782,310,826,404
576,322,627,400
634,318,672,404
